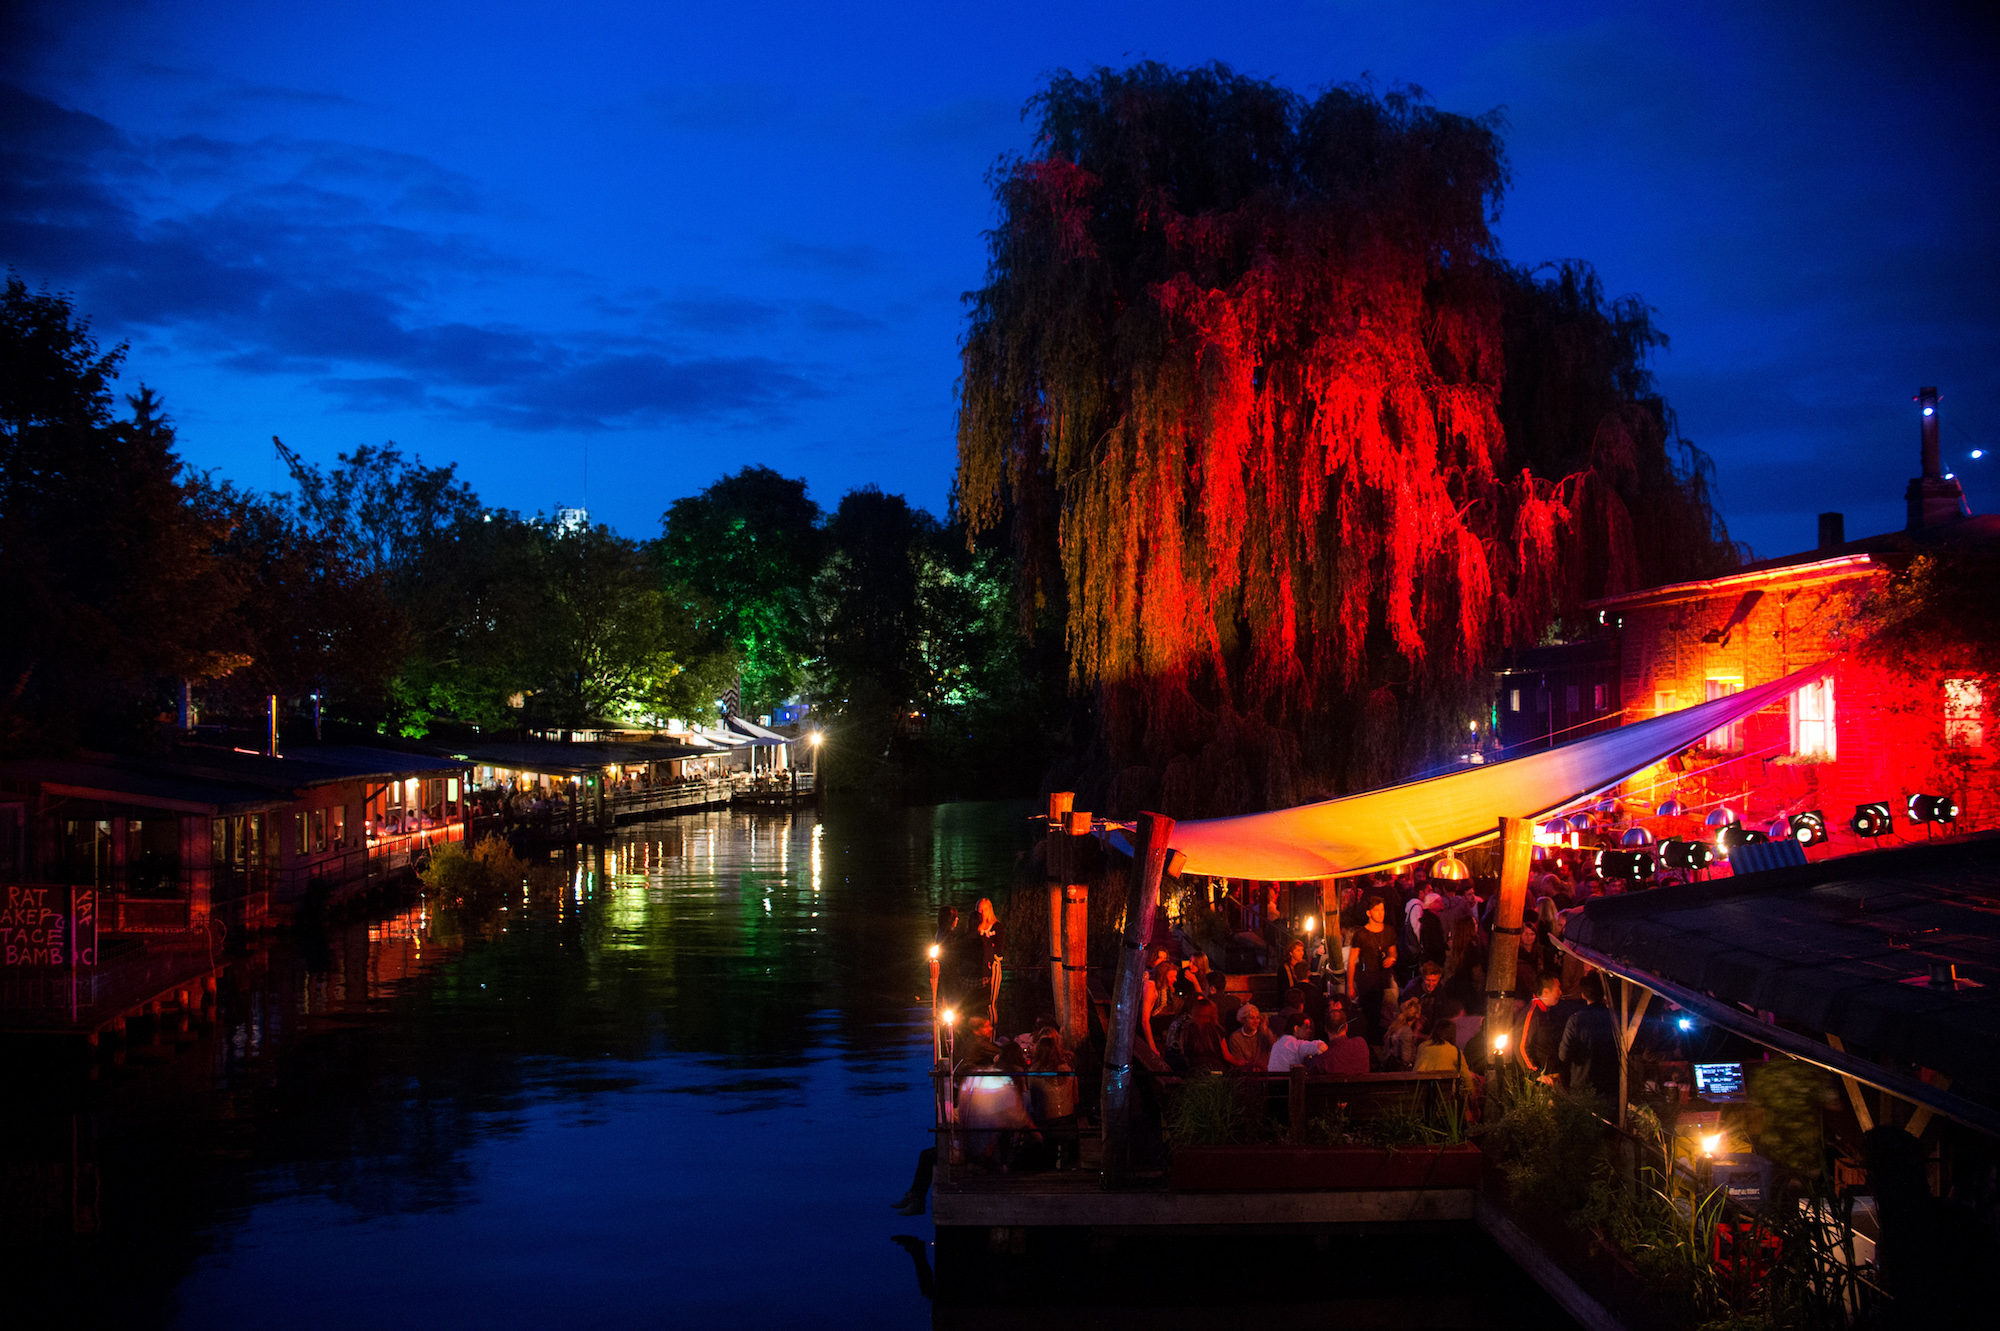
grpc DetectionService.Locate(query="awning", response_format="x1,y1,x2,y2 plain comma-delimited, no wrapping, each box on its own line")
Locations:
1134,660,1830,881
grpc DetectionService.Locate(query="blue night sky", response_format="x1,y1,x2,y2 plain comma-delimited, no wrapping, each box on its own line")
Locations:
5,0,1995,560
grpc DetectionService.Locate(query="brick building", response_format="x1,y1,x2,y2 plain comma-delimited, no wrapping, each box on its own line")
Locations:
1578,390,1996,855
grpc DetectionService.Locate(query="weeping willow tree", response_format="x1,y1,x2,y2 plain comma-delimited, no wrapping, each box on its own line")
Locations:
957,64,1739,814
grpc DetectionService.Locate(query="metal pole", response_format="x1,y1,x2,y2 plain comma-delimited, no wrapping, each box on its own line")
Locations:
1101,810,1173,1188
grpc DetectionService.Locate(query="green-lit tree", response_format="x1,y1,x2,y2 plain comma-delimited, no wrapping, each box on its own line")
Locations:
656,466,822,715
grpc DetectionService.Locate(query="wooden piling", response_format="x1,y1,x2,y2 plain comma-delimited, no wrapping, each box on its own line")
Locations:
1063,881,1090,1053
1483,816,1535,1077
1101,810,1173,1189
1046,793,1074,1024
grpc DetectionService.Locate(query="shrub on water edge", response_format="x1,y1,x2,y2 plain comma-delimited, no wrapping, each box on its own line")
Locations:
420,835,537,897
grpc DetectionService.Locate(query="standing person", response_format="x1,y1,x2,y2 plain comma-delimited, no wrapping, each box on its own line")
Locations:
1557,971,1624,1105
1346,895,1398,1043
973,897,1003,1026
1028,1034,1079,1170
1520,972,1584,1083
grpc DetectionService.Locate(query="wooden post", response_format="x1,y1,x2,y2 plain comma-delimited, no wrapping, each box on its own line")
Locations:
1613,977,1650,1130
1062,809,1093,1052
1102,810,1174,1189
1483,817,1535,1075
1046,793,1074,1023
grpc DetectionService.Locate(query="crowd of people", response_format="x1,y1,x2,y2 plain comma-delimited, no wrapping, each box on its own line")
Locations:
892,865,1644,1216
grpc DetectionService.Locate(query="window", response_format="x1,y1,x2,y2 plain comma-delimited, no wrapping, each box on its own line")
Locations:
1655,690,1674,716
1565,684,1580,714
1593,683,1608,712
1945,678,1985,747
311,807,328,853
331,805,347,849
1705,679,1744,754
1509,688,1521,713
293,812,306,856
1790,676,1836,759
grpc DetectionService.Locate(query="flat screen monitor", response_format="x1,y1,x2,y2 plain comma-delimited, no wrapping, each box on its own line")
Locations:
1693,1063,1744,1097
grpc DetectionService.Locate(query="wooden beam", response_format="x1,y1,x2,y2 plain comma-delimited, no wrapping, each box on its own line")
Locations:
1904,1069,1951,1139
1483,815,1534,1077
1045,793,1073,1023
1101,810,1173,1189
1825,1034,1875,1133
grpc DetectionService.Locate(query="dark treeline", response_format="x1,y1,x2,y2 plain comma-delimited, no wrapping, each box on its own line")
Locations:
0,276,1061,798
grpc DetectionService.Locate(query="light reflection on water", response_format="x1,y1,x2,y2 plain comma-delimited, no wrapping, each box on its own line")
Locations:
11,799,1035,1330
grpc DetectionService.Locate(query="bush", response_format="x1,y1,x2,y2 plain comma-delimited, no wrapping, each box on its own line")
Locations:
1487,1086,1609,1221
420,835,536,898
1164,1073,1268,1147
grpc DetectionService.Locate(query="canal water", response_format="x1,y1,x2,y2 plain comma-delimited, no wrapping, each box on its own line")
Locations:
7,799,1570,1329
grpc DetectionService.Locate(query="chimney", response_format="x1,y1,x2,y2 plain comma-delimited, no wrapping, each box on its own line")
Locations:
1817,512,1844,550
1906,386,1971,530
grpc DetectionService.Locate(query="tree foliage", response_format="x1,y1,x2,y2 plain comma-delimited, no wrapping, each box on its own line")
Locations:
656,466,822,714
956,64,1740,805
0,279,241,750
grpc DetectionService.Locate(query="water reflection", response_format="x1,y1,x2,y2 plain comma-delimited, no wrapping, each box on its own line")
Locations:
8,799,1033,1330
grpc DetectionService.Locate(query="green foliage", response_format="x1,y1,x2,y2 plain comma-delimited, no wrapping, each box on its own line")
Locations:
656,465,822,715
1747,1058,1828,1184
1486,1085,1610,1221
1163,1072,1268,1147
419,835,538,897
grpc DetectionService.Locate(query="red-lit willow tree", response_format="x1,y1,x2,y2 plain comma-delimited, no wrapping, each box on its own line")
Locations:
957,65,1741,816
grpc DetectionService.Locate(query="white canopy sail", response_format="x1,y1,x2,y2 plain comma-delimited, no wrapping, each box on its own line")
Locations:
1127,661,1829,881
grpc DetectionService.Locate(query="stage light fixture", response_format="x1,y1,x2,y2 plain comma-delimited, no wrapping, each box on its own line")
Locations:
1620,826,1655,847
1567,812,1595,833
1539,818,1569,842
1430,852,1471,882
1788,811,1828,848
1850,802,1893,838
1595,849,1656,881
1659,838,1715,872
1908,793,1960,825
1716,824,1768,859
1704,807,1739,829
1656,798,1687,817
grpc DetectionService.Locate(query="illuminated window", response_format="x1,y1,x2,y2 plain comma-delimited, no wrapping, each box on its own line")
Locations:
1594,683,1608,712
1509,688,1520,713
1705,679,1744,753
1945,678,1985,747
1790,676,1836,759
331,805,347,849
1655,690,1673,716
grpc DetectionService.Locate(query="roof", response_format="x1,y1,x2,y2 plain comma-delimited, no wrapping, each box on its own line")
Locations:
153,744,464,793
1585,512,2000,611
1564,832,2000,1104
441,737,719,775
724,716,789,745
0,759,288,815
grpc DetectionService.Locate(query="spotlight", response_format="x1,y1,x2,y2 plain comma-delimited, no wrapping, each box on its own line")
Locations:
1660,839,1715,871
1596,849,1656,881
1716,824,1767,859
1766,817,1793,841
1620,826,1655,847
1657,798,1687,817
1704,807,1739,830
1909,793,1960,825
1787,811,1828,848
1850,802,1893,838
1676,1016,1695,1033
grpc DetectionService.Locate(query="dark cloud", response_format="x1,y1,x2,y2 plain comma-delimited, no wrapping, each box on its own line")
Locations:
762,236,885,275
0,83,829,432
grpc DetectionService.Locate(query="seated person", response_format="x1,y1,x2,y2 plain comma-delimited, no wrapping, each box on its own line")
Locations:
1412,1014,1479,1092
1382,997,1425,1070
957,1042,1040,1168
1266,1013,1326,1072
1180,997,1243,1074
1309,1010,1371,1075
1412,962,1447,1025
1228,1004,1275,1069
